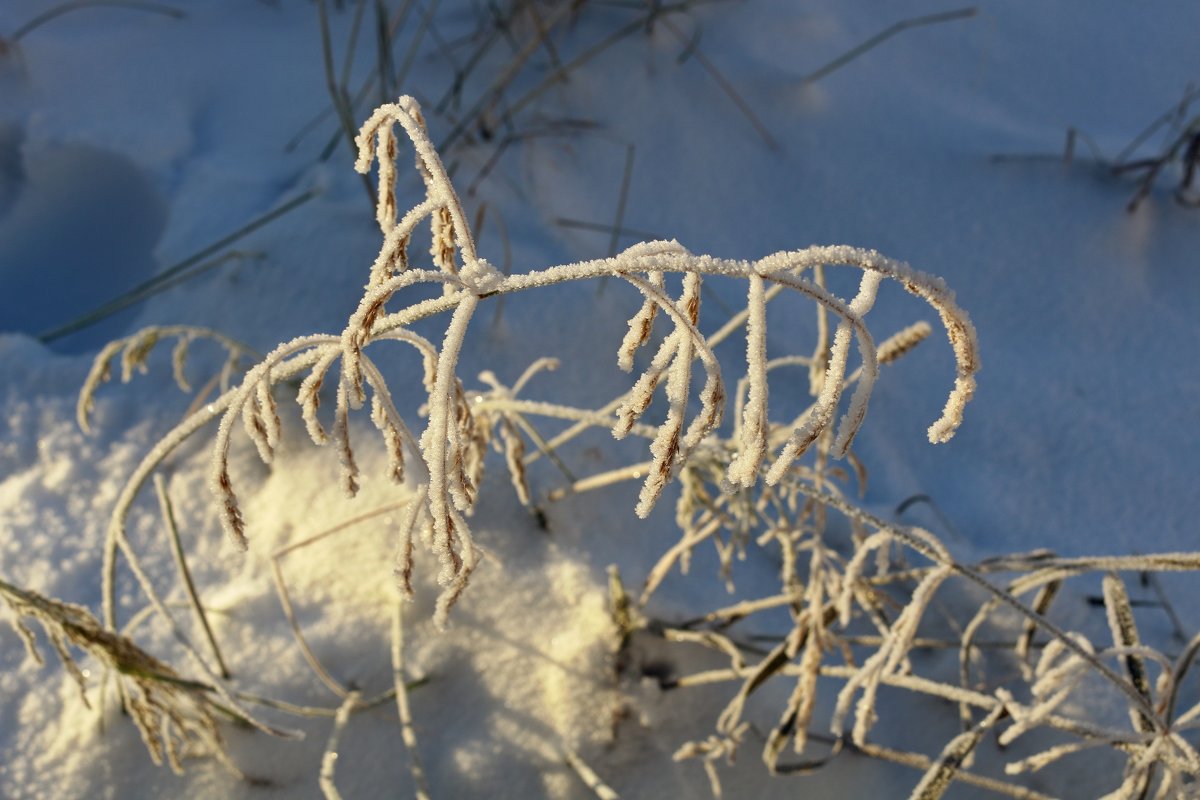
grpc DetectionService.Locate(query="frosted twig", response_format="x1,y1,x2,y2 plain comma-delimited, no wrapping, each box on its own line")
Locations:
726,273,768,489
673,722,750,799
422,295,481,625
77,325,253,434
563,745,620,800
319,690,361,800
1103,573,1155,734
391,601,431,800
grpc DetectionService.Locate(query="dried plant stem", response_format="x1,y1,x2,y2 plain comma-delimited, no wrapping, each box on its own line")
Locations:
234,686,392,719
319,690,361,800
675,662,1112,746
270,557,352,698
835,634,1045,652
563,745,620,799
462,14,646,149
507,411,578,485
681,593,799,628
434,246,970,468
393,0,436,98
546,461,651,502
40,189,318,344
608,144,637,258
85,95,992,790
373,0,394,105
556,217,663,242
154,474,229,679
76,91,1200,797
339,0,370,90
10,1,183,42
435,1,576,152
661,17,778,150
317,0,362,155
0,577,249,776
796,482,1163,730
275,499,416,561
294,0,414,157
976,553,1200,575
268,499,417,700
800,8,978,85
317,0,376,206
809,264,830,395
909,704,1006,800
392,601,431,800
522,280,787,469
475,399,658,441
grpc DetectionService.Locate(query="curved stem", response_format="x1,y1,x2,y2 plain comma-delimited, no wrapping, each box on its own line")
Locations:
12,1,183,43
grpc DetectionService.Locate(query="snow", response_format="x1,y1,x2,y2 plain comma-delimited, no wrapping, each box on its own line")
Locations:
1,1,1199,797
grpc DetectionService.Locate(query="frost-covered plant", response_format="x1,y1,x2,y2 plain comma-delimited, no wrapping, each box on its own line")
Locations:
72,96,1200,798
634,485,1200,799
91,95,977,631
0,577,237,776
77,325,256,435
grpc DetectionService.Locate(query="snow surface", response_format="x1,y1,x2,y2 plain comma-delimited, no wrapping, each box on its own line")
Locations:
1,1,1198,797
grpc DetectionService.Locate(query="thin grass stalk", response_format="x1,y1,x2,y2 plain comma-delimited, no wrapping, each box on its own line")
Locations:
391,601,431,800
319,690,361,799
660,17,778,150
800,8,978,85
11,1,183,42
563,745,620,799
40,189,318,343
435,0,575,151
908,704,1006,800
374,0,395,105
318,0,377,205
109,518,299,739
394,0,439,94
270,555,351,699
153,474,229,679
607,144,636,257
852,741,1054,800
339,0,370,89
318,0,365,158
